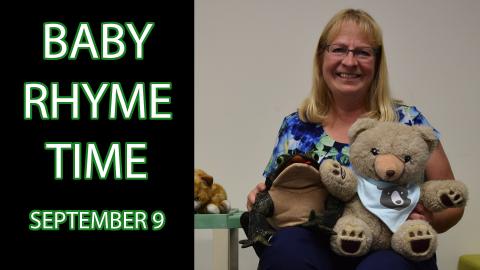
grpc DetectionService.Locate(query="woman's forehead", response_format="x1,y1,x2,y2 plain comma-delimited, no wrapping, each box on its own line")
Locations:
327,21,376,46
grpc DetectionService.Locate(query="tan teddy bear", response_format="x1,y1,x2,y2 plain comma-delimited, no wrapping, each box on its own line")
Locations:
319,118,468,261
194,169,231,214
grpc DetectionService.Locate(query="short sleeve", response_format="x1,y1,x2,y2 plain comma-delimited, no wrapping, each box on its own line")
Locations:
396,105,441,139
262,112,328,179
262,115,292,179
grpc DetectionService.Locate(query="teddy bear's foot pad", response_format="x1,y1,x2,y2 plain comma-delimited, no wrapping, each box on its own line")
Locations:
392,220,437,261
410,238,431,253
440,190,464,208
339,229,365,254
341,239,362,254
331,216,372,257
408,227,433,254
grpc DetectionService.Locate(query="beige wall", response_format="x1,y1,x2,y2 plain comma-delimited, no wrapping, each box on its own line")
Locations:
195,1,480,269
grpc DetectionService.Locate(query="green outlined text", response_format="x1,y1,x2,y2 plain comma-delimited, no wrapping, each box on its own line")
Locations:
29,210,166,231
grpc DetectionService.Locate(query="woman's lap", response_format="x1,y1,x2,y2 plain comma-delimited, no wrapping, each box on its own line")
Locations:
356,250,438,270
257,227,438,270
258,226,335,270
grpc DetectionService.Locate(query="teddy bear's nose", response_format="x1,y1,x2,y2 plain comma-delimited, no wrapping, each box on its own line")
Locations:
386,170,396,177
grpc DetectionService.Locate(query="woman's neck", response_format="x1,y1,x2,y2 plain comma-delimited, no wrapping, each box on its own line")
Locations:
327,98,367,126
324,98,367,143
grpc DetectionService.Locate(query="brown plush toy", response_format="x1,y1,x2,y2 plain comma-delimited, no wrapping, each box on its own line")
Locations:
320,118,468,261
194,169,231,214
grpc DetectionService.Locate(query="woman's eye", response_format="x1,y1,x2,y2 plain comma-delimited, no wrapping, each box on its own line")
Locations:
356,49,372,57
370,148,379,156
332,46,347,53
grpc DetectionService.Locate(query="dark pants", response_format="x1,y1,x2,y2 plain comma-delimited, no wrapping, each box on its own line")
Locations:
253,226,438,270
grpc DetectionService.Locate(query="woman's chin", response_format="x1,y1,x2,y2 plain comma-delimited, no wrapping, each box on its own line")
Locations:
332,86,367,96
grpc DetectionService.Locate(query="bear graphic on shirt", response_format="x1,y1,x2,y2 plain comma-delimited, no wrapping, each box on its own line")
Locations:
378,185,411,210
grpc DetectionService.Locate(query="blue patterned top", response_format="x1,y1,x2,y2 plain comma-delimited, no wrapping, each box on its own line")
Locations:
263,105,440,178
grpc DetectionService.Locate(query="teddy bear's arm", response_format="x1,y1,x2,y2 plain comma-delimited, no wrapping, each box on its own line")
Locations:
319,159,358,202
420,180,468,212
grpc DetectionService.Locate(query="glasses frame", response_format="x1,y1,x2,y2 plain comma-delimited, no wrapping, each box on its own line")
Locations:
324,44,380,60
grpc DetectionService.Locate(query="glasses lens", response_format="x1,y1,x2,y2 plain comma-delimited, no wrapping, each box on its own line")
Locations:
329,45,348,56
355,48,374,59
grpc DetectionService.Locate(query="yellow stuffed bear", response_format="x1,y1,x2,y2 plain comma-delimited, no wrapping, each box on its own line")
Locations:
194,169,231,214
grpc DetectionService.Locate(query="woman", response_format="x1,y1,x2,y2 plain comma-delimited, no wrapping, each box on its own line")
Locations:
246,8,464,270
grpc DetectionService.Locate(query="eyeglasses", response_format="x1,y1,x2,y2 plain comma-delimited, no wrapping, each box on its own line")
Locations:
325,44,379,60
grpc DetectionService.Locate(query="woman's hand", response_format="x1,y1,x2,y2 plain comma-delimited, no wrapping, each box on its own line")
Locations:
408,203,434,224
246,182,266,211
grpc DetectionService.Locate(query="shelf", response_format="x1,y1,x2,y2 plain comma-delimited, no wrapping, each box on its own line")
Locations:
194,209,244,229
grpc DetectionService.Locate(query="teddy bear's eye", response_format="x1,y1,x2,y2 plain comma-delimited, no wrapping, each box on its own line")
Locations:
370,148,379,156
404,155,412,163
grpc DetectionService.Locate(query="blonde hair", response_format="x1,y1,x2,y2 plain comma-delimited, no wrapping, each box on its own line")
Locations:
298,8,399,124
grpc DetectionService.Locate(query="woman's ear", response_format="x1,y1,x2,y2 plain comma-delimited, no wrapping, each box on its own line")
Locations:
348,118,377,143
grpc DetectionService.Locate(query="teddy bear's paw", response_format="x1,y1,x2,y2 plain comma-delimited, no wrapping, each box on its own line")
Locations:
422,180,468,211
205,203,221,214
331,216,372,257
220,200,231,213
320,160,357,201
321,159,346,181
438,188,466,208
392,220,437,261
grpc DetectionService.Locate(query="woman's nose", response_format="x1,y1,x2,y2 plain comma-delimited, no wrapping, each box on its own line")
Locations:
341,51,358,66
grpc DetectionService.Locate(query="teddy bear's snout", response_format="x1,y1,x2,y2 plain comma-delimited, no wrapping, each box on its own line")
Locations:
374,154,404,181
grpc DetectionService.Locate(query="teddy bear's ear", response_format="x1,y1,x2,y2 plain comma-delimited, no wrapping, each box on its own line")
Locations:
413,125,439,153
195,169,214,186
348,118,378,143
201,174,214,186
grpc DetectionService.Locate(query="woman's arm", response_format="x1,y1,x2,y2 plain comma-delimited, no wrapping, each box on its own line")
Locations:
421,142,465,233
246,182,266,211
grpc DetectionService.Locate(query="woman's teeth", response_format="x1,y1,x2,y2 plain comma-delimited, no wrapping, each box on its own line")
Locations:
337,72,360,78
